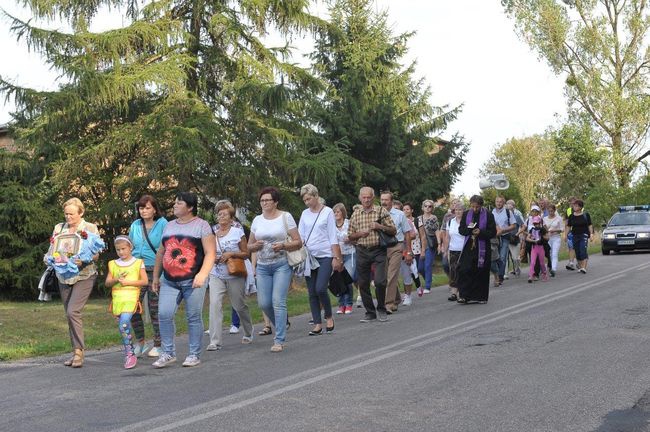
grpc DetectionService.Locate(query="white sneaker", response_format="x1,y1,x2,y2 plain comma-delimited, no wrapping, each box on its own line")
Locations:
229,325,240,334
147,346,161,358
241,334,253,344
204,329,210,335
423,289,431,294
152,353,176,368
206,343,222,351
356,295,363,308
133,343,144,358
402,294,412,306
579,268,587,274
182,355,201,367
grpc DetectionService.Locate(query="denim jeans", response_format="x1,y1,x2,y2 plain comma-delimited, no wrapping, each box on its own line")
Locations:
256,259,292,344
418,248,435,289
338,253,355,307
306,257,333,324
231,307,240,328
574,233,589,261
158,277,207,358
497,236,510,279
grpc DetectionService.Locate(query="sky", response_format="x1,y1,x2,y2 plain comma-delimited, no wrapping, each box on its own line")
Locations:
0,0,567,197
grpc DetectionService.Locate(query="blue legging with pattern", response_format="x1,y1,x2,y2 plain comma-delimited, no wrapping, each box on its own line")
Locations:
118,313,135,355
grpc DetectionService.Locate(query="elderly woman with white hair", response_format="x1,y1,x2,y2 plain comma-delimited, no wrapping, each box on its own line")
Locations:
45,197,101,368
299,184,343,335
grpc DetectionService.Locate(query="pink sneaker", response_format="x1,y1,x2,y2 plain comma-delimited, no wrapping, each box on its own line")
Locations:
417,287,424,297
344,306,353,314
542,273,549,282
336,306,345,314
124,353,137,369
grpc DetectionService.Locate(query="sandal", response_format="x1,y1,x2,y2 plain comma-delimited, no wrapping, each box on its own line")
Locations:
456,298,467,304
258,326,272,336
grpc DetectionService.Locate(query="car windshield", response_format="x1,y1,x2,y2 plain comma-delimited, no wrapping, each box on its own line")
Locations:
609,212,650,226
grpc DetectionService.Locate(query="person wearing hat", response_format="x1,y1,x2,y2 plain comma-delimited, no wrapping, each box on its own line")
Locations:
525,215,549,282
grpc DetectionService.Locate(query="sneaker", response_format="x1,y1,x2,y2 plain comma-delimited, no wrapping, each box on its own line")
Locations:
204,329,210,335
542,273,549,282
359,314,377,323
356,295,363,308
504,274,509,280
336,306,345,315
147,346,161,358
241,334,253,344
515,268,521,277
152,353,176,368
344,306,353,314
402,294,412,306
124,353,137,369
550,270,556,277
270,343,284,352
579,268,587,274
377,311,389,322
182,355,201,367
566,262,576,270
423,289,431,294
528,278,533,283
206,343,222,351
133,343,144,358
229,325,240,334
417,287,424,297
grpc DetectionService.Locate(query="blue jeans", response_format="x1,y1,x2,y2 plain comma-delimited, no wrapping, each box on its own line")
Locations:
256,259,292,344
497,237,510,279
306,257,333,324
158,277,207,358
574,233,589,261
338,253,355,307
418,248,435,289
231,307,240,328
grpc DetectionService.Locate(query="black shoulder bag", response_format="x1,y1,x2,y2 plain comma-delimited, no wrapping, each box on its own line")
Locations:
377,211,398,248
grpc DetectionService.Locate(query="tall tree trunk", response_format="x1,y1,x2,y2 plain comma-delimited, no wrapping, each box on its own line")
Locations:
187,0,204,94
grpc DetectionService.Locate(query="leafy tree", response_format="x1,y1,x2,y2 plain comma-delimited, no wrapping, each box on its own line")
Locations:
0,0,330,298
0,146,59,300
503,0,650,188
550,116,613,203
482,134,556,208
307,0,468,208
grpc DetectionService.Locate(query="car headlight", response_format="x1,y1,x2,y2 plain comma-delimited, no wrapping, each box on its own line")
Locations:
638,233,650,238
604,233,616,239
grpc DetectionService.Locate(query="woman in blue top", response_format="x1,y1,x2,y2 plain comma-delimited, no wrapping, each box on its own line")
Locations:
128,195,168,358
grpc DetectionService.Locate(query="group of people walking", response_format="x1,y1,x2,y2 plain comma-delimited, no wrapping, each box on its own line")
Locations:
45,187,593,370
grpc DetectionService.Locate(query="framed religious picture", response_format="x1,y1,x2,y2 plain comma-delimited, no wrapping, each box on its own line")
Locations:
52,233,82,257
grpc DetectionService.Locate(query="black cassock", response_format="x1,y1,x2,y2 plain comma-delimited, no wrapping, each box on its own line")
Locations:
457,209,497,302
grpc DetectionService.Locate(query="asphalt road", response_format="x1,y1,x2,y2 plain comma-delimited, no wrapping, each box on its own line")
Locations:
2,252,650,432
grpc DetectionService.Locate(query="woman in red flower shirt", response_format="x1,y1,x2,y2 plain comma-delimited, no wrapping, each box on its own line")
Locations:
151,192,216,368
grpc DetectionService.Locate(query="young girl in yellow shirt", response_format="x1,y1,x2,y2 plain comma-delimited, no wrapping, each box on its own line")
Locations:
105,236,148,369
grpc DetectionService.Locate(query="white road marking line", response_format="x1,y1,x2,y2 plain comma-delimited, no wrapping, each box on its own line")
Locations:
112,261,650,432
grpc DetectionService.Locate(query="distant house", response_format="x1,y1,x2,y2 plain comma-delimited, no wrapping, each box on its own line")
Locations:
0,124,16,152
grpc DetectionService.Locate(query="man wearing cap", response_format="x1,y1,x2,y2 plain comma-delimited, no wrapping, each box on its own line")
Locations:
492,196,516,286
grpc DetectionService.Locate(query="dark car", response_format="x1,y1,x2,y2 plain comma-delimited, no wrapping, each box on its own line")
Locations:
601,205,650,255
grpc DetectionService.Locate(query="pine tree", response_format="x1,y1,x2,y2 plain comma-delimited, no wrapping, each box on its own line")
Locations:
307,0,468,207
